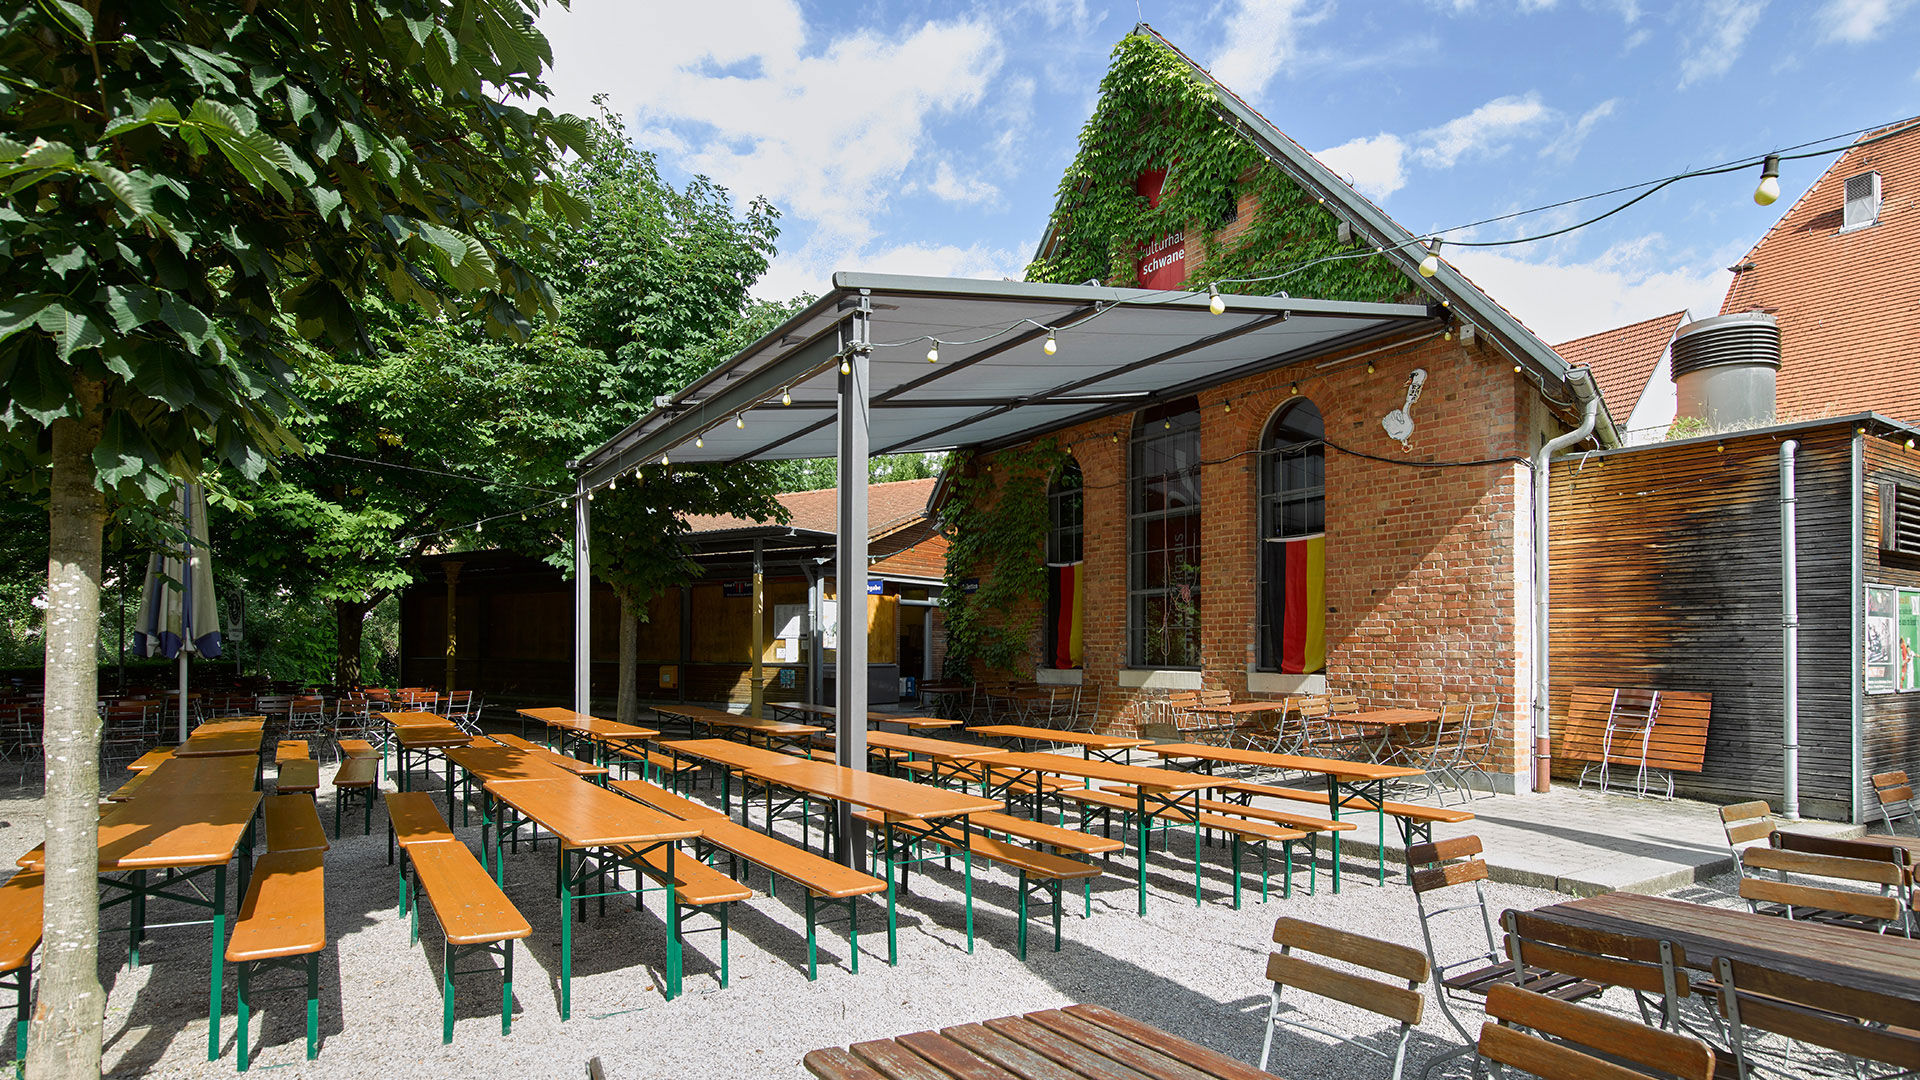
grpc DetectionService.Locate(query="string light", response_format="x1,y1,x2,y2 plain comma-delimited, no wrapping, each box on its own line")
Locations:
1207,283,1225,316
473,522,481,533
926,342,940,363
781,387,792,406
1418,237,1442,278
735,415,746,430
1043,331,1057,356
608,475,617,491
695,434,704,448
661,453,670,465
840,358,851,375
1365,361,1375,374
1754,155,1781,206
585,489,593,502
1290,382,1300,396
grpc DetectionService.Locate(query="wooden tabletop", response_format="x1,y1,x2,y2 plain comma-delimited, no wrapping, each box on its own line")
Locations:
805,1003,1283,1080
985,751,1217,792
517,706,599,726
118,754,257,798
127,747,176,772
378,709,451,727
874,715,964,731
703,714,826,737
393,723,474,750
1338,708,1441,727
192,717,265,735
1530,892,1920,1000
22,789,261,871
826,731,1006,763
445,744,577,785
519,707,659,741
482,777,700,850
969,725,1152,750
1137,742,1424,781
748,759,1003,820
174,729,263,758
481,734,609,779
659,738,802,772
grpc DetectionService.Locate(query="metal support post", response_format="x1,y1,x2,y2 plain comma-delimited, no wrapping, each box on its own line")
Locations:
835,294,872,871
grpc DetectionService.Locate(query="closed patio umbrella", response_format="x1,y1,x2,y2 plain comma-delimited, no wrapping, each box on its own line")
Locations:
133,483,222,742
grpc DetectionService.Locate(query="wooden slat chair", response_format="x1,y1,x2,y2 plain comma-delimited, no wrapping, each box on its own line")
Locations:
225,850,326,1072
1737,846,1910,936
1720,801,1776,851
1872,771,1918,837
610,778,885,980
1392,702,1473,804
386,793,528,1044
1259,917,1429,1080
1502,909,1699,1032
1478,984,1715,1080
0,870,43,1067
1715,955,1920,1080
1409,837,1603,1079
1583,688,1665,798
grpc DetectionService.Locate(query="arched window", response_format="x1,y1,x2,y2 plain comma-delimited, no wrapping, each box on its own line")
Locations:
1129,398,1202,667
1044,459,1084,669
1258,400,1326,674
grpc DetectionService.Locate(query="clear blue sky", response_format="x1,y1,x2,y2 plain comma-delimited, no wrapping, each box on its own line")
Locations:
537,0,1919,344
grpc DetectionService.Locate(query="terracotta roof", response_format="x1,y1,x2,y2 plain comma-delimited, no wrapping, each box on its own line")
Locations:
869,532,949,581
1721,118,1920,424
682,477,937,539
1553,311,1687,421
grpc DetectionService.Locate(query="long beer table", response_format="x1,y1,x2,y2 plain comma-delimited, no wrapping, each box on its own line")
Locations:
653,703,824,750
975,751,1215,914
968,724,1152,764
658,738,803,818
1138,742,1428,891
517,706,659,764
821,730,1006,785
380,711,473,790
771,702,963,731
743,757,1002,963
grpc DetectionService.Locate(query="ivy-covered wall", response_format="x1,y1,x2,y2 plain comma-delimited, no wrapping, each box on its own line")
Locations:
1024,32,1415,306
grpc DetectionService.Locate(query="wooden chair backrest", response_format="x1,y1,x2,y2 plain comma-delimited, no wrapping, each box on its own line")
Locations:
1326,694,1361,715
1720,801,1774,847
1268,917,1428,1026
1717,956,1920,1072
1503,910,1690,1000
1407,835,1489,895
1737,875,1905,926
1557,686,1713,774
1290,694,1330,718
1197,688,1232,707
1480,984,1714,1080
1772,830,1913,877
1741,845,1907,888
1874,771,1914,811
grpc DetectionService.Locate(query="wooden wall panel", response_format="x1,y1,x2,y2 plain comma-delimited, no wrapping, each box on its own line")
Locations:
1550,425,1857,819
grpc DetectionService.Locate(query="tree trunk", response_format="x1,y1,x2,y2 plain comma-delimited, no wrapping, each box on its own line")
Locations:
616,588,639,726
29,378,106,1080
333,599,369,688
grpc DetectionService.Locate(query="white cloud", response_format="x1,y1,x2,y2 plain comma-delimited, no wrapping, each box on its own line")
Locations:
1026,0,1104,33
753,237,1029,301
1540,98,1618,163
1414,93,1552,168
1678,0,1767,88
1315,133,1409,201
927,162,1000,206
1819,0,1915,41
538,1,1003,248
1208,0,1325,97
1449,237,1732,344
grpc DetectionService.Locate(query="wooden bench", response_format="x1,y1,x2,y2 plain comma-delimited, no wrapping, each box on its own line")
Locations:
853,810,1099,959
264,794,329,854
127,747,175,771
612,841,752,990
274,740,309,764
335,738,380,759
1070,786,1315,905
385,793,528,1044
225,849,325,1071
484,733,608,782
1556,686,1712,797
331,756,380,837
607,743,702,790
0,870,43,1066
611,778,885,978
275,757,319,798
1217,779,1473,880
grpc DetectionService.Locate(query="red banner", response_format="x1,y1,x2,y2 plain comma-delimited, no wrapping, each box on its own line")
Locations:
1134,169,1185,289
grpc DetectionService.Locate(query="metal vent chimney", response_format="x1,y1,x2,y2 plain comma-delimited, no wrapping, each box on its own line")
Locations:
1671,312,1780,430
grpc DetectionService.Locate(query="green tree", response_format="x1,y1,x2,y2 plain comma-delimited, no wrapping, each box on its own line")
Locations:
0,4,583,1075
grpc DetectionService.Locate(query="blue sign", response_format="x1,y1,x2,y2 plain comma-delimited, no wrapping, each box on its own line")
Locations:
721,580,751,598
866,579,884,595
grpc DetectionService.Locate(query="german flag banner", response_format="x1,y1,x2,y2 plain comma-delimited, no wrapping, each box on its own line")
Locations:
1262,536,1325,674
1047,562,1084,669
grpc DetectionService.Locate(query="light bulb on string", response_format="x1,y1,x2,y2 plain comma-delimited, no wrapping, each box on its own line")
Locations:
661,453,670,466
695,434,704,449
926,342,940,363
474,522,482,534
608,476,617,491
585,490,593,502
1207,283,1225,316
735,414,746,430
1418,237,1443,278
1754,155,1781,206
1043,330,1057,356
1365,361,1375,374
781,387,792,406
840,358,851,375
1290,382,1300,396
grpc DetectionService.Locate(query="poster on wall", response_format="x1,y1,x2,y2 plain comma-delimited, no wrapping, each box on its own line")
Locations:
1902,590,1920,692
1866,585,1898,693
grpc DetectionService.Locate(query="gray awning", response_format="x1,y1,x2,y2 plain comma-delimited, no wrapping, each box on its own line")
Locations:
579,272,1438,484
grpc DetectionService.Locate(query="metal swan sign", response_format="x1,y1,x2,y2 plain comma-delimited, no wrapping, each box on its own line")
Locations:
1381,367,1428,450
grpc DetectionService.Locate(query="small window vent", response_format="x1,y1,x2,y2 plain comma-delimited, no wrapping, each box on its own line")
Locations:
1879,480,1920,554
1843,171,1882,231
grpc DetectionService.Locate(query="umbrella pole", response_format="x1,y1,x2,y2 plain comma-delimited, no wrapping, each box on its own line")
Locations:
178,651,188,743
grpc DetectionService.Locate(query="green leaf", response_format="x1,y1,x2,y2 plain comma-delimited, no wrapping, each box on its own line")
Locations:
20,139,75,169
82,161,153,216
43,0,93,39
0,296,57,346
4,346,73,424
103,284,162,334
93,412,154,487
286,83,315,125
132,353,202,409
309,184,342,221
33,302,103,360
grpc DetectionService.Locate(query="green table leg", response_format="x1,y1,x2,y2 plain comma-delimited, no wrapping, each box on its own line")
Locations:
665,846,682,1000
559,847,573,1020
129,868,145,968
442,940,455,1042
235,961,250,1072
501,941,514,1035
1134,794,1149,915
207,863,227,1061
305,953,319,1059
885,823,898,966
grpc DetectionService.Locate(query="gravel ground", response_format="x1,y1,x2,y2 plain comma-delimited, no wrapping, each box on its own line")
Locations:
0,764,1749,1080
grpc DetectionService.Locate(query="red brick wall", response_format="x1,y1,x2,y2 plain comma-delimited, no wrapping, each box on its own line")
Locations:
968,331,1543,785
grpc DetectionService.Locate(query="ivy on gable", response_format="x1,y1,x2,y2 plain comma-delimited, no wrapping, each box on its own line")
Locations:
1024,32,1415,306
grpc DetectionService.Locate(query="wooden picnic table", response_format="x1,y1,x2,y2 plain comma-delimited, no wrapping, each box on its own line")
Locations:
1180,699,1292,735
1526,891,1920,1001
744,757,1002,963
110,754,257,802
479,776,701,1012
980,751,1214,914
658,737,807,818
773,702,963,731
191,717,265,735
804,1003,1285,1080
968,724,1151,763
388,718,473,791
654,703,824,749
1136,742,1426,891
824,730,1007,770
173,728,263,758
21,787,261,1061
516,706,659,763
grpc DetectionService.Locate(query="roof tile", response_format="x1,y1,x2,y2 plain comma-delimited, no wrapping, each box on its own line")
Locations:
1553,310,1687,421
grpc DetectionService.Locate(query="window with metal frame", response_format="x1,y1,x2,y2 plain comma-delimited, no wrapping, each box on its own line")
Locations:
1129,398,1201,668
1045,459,1084,669
1258,399,1327,674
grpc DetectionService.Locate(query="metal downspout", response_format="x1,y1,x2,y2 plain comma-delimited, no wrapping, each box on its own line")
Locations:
1532,369,1602,793
1780,440,1801,819
1851,431,1866,825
